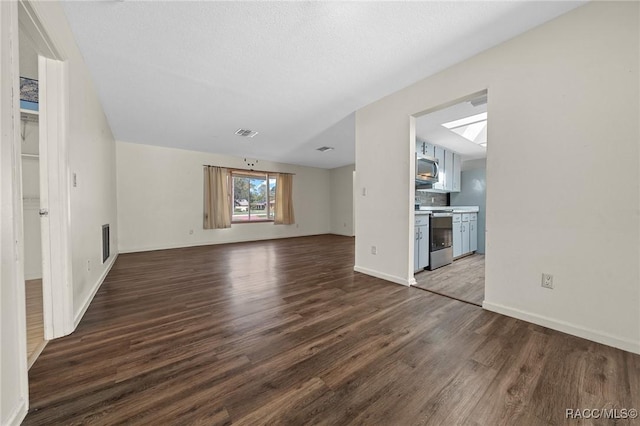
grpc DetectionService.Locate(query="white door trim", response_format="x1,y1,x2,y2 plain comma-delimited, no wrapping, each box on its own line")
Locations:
1,1,29,423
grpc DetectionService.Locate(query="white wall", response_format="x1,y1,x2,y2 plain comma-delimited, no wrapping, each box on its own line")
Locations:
2,2,118,423
116,141,331,252
26,2,119,321
329,164,355,236
355,2,639,353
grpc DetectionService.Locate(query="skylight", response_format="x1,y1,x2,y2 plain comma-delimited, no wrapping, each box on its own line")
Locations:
442,112,487,147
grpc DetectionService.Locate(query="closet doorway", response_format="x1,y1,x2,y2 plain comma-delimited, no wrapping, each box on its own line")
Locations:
19,10,45,368
18,0,73,368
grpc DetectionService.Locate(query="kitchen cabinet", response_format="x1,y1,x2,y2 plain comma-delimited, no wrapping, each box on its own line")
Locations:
418,141,435,157
453,212,477,258
414,216,429,271
452,153,461,192
434,146,445,190
461,214,470,255
415,140,461,194
469,213,478,252
444,150,453,191
452,214,462,258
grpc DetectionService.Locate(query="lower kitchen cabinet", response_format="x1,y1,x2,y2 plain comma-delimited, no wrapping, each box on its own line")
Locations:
414,216,429,271
453,212,477,258
461,214,470,255
469,213,478,252
452,214,462,258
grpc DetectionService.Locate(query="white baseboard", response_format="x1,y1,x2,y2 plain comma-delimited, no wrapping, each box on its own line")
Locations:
483,301,640,355
5,397,27,426
118,233,331,254
73,253,118,328
353,265,412,287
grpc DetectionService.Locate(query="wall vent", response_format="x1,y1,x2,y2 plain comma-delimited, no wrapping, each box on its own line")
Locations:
235,128,258,138
102,224,110,263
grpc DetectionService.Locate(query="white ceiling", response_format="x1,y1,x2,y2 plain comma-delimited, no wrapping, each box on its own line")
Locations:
61,1,584,169
416,97,488,161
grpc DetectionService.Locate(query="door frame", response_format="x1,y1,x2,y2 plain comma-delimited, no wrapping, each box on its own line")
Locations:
19,0,73,338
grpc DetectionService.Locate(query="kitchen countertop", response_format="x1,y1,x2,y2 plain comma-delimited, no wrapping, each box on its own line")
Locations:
415,206,479,214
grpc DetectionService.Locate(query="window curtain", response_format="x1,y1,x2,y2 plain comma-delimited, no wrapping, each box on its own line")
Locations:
203,166,231,229
274,173,295,225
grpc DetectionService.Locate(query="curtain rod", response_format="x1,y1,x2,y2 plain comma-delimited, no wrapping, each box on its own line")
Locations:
203,165,295,176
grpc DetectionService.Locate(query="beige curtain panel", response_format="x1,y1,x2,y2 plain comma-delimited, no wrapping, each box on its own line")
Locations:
275,173,295,225
203,166,231,229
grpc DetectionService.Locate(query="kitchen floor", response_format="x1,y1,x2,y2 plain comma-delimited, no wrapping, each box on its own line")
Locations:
413,254,484,306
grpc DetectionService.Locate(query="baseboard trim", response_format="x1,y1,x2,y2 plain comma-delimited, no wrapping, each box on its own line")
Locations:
73,253,118,328
353,265,411,287
118,233,332,254
5,397,27,426
483,301,640,355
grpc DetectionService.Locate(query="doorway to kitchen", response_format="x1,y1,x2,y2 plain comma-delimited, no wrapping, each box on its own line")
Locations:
411,91,488,306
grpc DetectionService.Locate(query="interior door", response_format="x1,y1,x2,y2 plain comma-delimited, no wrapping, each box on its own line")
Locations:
38,55,73,339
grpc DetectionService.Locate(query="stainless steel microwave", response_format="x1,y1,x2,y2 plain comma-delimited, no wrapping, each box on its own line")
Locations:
416,154,439,185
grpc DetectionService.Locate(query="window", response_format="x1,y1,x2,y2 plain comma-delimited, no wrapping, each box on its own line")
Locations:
441,112,488,147
231,171,277,223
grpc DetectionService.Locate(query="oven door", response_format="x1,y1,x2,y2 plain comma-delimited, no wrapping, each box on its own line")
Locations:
429,212,453,270
430,213,452,251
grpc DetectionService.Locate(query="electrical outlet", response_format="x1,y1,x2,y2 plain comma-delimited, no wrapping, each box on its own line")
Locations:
371,245,377,255
362,187,367,196
541,273,553,289
73,173,78,187
87,260,91,272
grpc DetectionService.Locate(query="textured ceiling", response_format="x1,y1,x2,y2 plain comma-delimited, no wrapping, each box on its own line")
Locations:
62,1,584,168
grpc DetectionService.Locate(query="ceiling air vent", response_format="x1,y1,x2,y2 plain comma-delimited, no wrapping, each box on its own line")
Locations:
235,128,258,138
469,95,488,107
316,146,334,152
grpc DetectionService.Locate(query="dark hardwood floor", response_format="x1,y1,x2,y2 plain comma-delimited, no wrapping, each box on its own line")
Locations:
413,254,485,306
25,235,639,425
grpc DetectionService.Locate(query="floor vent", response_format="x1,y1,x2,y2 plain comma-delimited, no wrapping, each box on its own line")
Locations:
102,224,110,263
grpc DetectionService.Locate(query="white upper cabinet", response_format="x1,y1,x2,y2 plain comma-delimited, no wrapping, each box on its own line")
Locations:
433,146,445,190
417,140,435,158
452,153,461,192
444,150,453,191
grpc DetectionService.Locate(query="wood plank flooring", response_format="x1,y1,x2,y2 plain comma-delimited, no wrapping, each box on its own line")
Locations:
413,254,485,306
25,278,46,368
25,235,639,425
